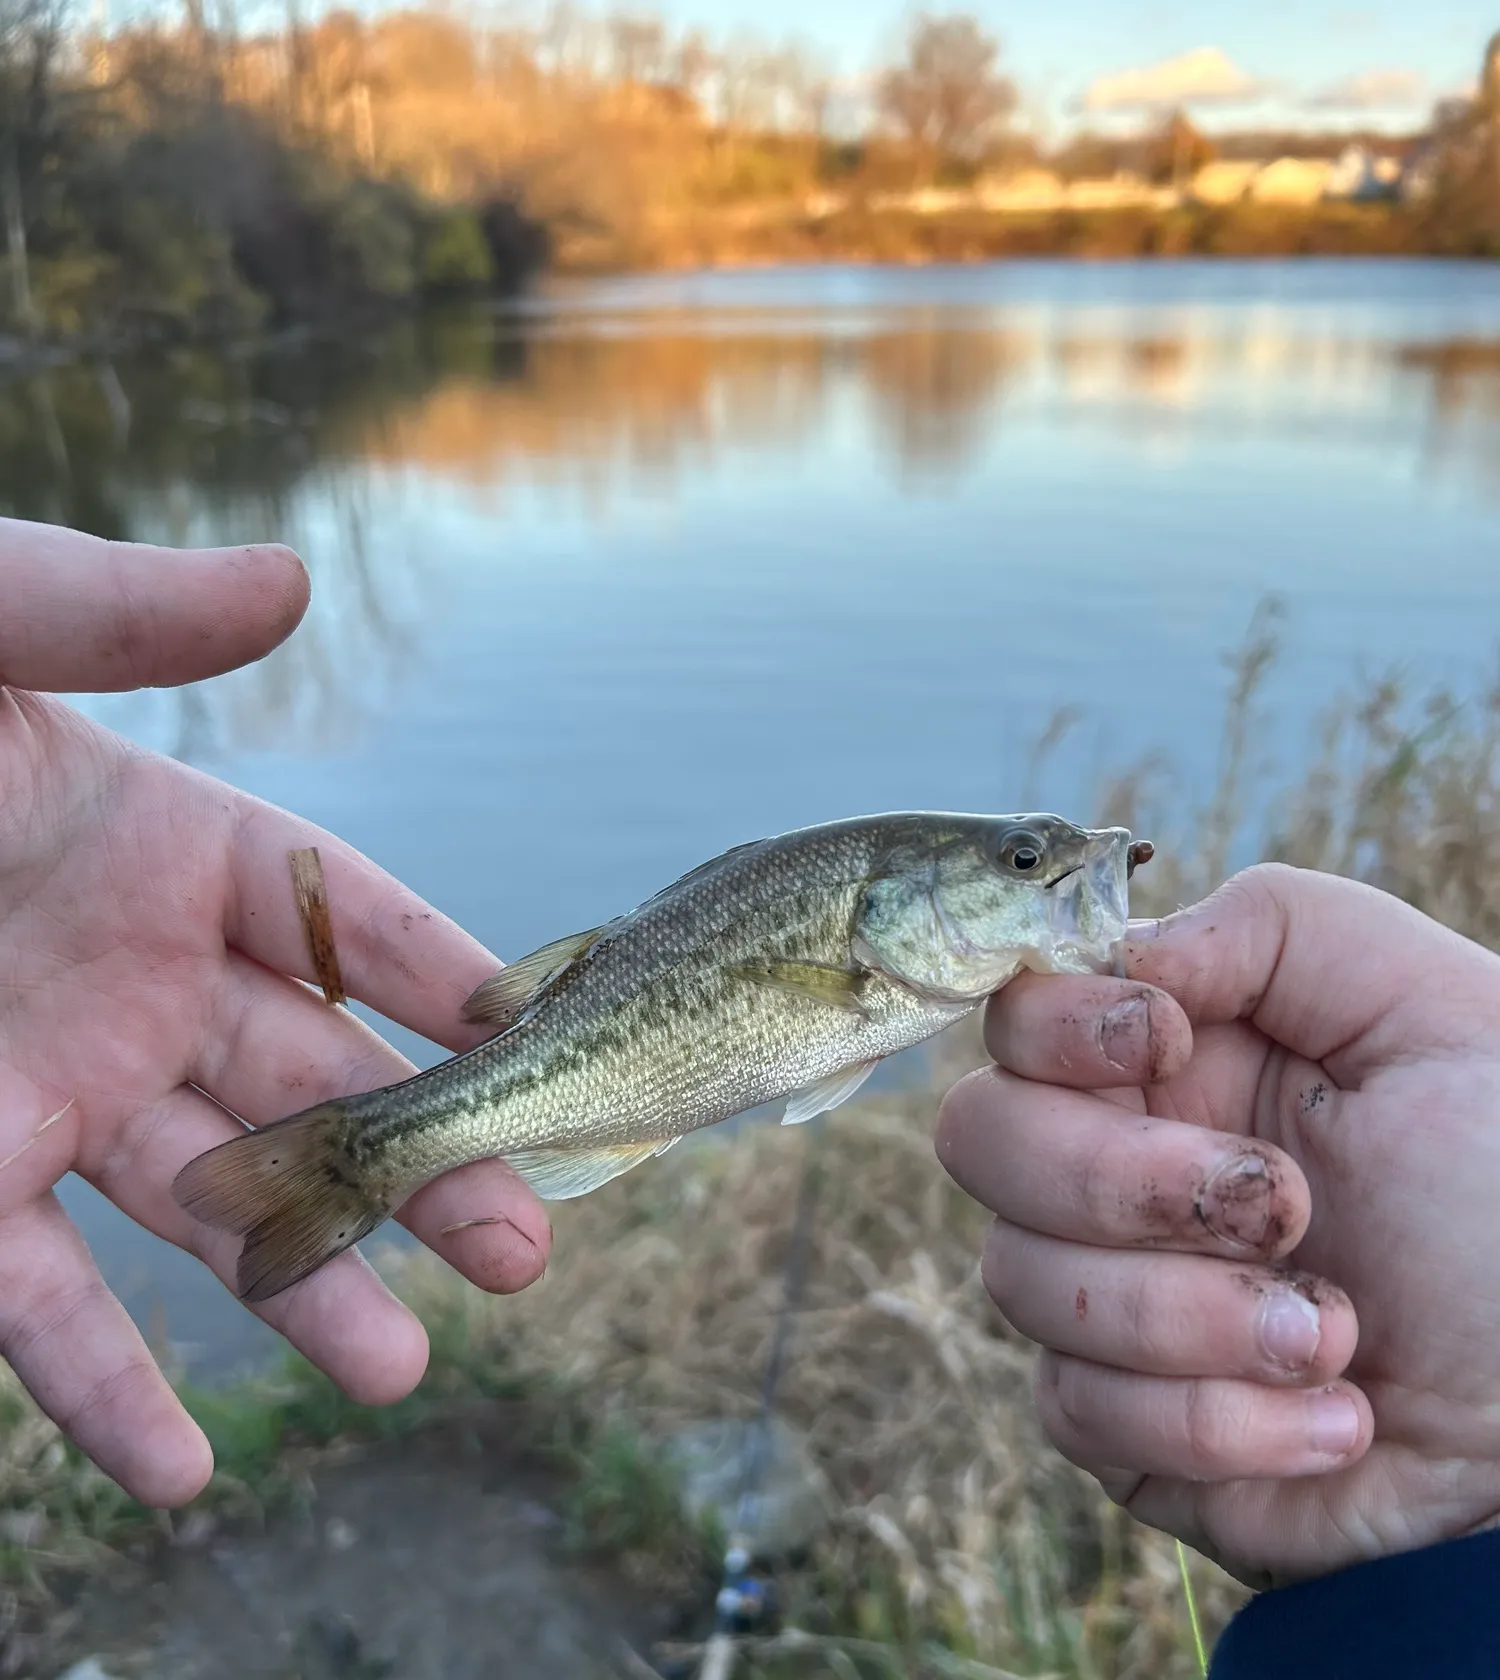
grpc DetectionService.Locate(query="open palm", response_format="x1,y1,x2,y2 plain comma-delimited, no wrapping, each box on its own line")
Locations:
0,520,549,1507
939,866,1500,1588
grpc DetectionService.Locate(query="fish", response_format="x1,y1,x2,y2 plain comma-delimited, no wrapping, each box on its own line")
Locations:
173,812,1153,1303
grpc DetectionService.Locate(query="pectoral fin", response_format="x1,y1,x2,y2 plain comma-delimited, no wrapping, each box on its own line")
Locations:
735,958,870,1016
502,1137,678,1200
782,1060,878,1125
461,925,607,1028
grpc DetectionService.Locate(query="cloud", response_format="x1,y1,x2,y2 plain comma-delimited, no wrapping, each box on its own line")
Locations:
1304,67,1429,110
1081,47,1266,113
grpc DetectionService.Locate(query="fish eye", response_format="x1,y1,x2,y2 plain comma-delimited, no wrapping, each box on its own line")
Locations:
999,831,1045,874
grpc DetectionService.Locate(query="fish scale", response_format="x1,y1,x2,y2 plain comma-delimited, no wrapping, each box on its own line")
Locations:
172,810,1145,1302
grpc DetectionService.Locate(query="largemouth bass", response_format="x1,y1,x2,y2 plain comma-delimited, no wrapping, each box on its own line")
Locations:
174,812,1152,1302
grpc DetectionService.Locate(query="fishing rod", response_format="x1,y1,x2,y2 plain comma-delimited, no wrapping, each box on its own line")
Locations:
693,1116,827,1680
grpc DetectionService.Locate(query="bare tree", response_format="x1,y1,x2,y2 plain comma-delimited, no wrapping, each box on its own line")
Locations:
875,12,1017,165
0,0,70,333
607,12,665,86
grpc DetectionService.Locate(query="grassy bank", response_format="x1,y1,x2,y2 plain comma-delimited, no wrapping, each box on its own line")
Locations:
604,200,1430,273
4,610,1499,1676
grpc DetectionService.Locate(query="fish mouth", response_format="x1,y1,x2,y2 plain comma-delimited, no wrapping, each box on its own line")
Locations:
1039,830,1133,972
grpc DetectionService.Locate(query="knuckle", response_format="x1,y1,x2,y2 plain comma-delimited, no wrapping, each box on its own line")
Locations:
56,1354,157,1444
1219,861,1299,910
1181,1379,1250,1471
1125,1270,1182,1371
1075,1128,1129,1237
2,1273,105,1365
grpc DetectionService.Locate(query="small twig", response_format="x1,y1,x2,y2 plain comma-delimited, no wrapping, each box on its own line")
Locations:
0,1098,74,1177
289,846,346,1005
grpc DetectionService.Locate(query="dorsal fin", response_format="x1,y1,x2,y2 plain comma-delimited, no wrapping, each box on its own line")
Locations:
460,925,607,1028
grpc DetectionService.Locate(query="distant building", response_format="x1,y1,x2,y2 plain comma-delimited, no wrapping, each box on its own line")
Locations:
975,168,1067,211
1324,145,1401,202
1249,157,1336,204
1063,173,1168,210
973,169,1172,212
1189,160,1263,204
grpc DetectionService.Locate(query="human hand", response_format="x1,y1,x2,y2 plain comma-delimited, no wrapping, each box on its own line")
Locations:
0,518,549,1508
936,863,1500,1589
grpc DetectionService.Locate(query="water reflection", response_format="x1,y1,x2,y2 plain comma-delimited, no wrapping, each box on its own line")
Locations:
4,283,1500,763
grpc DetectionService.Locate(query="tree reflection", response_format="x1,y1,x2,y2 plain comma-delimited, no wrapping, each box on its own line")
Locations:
4,300,1498,760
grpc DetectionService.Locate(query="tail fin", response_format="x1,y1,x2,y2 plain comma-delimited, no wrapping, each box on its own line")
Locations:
172,1102,387,1304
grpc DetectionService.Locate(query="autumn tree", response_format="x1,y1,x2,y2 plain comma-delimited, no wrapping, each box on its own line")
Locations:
875,12,1017,169
1421,29,1500,254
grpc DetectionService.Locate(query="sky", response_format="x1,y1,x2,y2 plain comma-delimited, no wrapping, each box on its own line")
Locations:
643,0,1495,135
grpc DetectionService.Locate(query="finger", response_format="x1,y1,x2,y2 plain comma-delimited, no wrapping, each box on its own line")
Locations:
1035,1352,1373,1482
982,1220,1358,1385
222,788,502,1051
87,1086,430,1407
0,1193,212,1506
1123,862,1500,1083
194,953,549,1293
936,1064,1311,1257
984,974,1193,1089
0,518,308,692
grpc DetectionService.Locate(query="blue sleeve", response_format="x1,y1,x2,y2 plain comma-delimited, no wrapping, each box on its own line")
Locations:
1210,1529,1500,1679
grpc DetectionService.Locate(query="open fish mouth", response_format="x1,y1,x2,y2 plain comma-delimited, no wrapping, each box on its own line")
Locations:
1039,829,1135,973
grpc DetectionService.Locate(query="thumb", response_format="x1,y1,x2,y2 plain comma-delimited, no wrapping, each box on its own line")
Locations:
1124,863,1496,1083
0,519,309,693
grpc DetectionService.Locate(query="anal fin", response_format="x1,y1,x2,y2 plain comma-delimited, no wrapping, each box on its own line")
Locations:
782,1060,878,1125
502,1136,678,1200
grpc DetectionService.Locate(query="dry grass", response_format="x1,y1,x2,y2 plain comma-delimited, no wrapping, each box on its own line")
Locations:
384,1083,1245,1679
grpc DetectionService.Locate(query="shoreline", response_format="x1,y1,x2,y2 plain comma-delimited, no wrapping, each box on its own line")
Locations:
4,217,1495,380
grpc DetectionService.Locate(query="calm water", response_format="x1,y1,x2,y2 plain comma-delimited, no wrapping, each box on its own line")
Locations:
4,257,1499,1377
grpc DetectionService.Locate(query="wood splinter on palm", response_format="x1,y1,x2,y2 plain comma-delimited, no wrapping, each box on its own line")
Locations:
289,846,346,1006
173,812,1154,1304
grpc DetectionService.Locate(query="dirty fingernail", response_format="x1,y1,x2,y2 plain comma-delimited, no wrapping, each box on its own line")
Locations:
1099,995,1149,1072
1258,1289,1321,1373
1309,1390,1361,1460
1198,1152,1273,1248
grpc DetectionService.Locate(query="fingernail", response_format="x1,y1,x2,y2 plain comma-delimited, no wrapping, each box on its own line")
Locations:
1198,1152,1273,1248
1309,1390,1361,1460
1258,1289,1321,1372
1099,995,1149,1072
1124,918,1160,942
